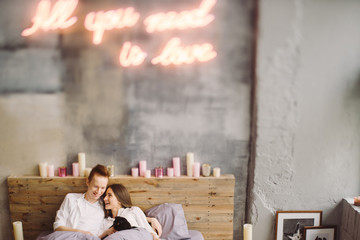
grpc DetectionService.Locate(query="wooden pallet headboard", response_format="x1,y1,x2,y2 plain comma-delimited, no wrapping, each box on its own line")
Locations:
8,175,235,240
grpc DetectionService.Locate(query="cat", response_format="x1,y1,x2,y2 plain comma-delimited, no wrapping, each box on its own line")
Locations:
315,237,327,240
284,222,302,240
112,216,134,231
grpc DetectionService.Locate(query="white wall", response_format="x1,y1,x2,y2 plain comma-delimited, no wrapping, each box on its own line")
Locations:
254,0,360,239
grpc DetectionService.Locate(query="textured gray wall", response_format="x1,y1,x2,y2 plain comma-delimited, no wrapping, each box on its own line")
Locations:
254,0,360,239
0,0,254,239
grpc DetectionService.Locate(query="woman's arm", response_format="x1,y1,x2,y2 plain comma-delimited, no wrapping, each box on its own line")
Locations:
98,227,116,239
146,217,162,237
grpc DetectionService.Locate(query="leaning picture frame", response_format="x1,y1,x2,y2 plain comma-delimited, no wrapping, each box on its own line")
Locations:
304,226,336,240
275,211,322,240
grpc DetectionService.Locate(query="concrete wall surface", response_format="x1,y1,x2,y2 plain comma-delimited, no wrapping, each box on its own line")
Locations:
254,0,360,239
0,0,254,239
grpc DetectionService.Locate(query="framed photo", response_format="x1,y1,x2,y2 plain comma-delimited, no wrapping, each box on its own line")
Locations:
275,211,322,240
304,226,336,240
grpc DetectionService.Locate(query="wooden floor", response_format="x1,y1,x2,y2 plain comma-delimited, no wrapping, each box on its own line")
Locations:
8,175,235,240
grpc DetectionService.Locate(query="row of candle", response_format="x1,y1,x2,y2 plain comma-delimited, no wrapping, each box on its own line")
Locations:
133,153,221,178
38,153,89,177
38,152,221,178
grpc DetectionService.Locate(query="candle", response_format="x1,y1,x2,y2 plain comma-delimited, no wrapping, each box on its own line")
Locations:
243,224,252,240
186,152,194,177
78,153,86,177
144,169,151,178
84,168,92,177
155,167,163,178
139,160,147,177
107,165,115,177
193,162,200,177
58,166,67,177
13,221,24,240
213,167,220,177
131,168,139,177
172,157,181,177
47,164,54,177
39,162,48,177
202,163,211,177
167,167,174,177
72,162,79,177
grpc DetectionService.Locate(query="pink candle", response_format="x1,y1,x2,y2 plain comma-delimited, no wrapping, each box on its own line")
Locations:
139,160,147,177
193,162,200,177
172,157,181,177
58,167,67,177
47,164,54,177
72,162,79,177
155,167,163,178
131,168,139,177
167,168,174,177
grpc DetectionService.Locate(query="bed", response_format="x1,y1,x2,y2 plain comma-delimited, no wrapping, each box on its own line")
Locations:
7,175,235,240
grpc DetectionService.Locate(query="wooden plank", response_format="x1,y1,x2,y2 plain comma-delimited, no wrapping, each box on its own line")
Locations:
8,175,234,240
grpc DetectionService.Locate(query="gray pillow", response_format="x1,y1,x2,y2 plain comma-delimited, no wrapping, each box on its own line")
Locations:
145,203,191,240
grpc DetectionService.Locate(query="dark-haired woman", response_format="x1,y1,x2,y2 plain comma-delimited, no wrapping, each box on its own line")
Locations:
98,184,162,240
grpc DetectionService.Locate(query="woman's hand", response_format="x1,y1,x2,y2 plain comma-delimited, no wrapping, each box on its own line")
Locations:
147,217,162,237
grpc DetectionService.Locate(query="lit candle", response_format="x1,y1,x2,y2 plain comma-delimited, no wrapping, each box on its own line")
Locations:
155,167,163,178
131,168,139,177
186,152,194,177
167,167,174,177
47,164,54,177
139,160,147,177
213,167,220,177
13,221,24,240
84,168,92,177
39,162,48,177
72,162,79,177
58,166,67,177
144,169,151,178
243,224,252,240
193,162,200,177
172,157,181,177
78,153,86,177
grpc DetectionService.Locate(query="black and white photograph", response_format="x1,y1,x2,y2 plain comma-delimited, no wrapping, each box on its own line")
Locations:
275,211,322,240
304,226,336,240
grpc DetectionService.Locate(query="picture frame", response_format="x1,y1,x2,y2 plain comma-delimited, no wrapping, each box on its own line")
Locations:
304,226,336,240
275,211,322,240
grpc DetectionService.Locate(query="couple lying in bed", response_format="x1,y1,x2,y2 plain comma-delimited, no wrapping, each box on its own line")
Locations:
53,164,161,240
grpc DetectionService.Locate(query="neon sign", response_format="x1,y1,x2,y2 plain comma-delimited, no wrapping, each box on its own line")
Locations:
21,0,217,67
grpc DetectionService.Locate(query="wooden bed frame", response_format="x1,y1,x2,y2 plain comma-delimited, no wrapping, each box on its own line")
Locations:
8,175,235,240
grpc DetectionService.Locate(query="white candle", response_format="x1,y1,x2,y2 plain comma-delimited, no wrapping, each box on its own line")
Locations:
172,157,181,177
186,152,194,177
13,221,24,240
139,160,147,177
84,167,92,177
167,167,174,177
243,224,252,240
202,163,211,177
131,168,139,177
39,162,48,177
47,164,54,177
72,162,79,177
78,153,86,177
213,167,220,177
144,169,151,178
193,162,200,177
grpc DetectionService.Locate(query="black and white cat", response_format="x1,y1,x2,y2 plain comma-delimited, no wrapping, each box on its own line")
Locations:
284,222,302,240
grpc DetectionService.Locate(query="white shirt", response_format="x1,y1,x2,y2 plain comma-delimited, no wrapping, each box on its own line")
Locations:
101,206,157,237
54,193,105,236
